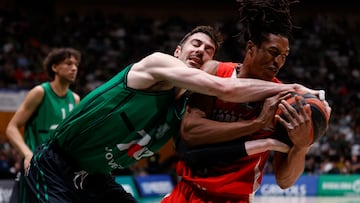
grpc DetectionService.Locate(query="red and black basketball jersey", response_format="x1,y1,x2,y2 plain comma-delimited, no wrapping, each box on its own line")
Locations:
177,62,282,200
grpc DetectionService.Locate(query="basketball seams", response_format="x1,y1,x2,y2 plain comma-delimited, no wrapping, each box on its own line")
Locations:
304,98,329,120
273,92,329,146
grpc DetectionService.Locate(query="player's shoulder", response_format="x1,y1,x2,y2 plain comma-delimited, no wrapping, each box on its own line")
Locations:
201,60,220,75
127,52,178,90
218,61,239,71
131,52,179,76
135,52,175,68
22,84,45,105
215,61,241,77
30,84,46,95
72,92,81,104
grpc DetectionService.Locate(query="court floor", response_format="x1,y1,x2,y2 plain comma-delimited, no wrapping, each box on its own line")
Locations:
253,196,359,203
139,196,360,203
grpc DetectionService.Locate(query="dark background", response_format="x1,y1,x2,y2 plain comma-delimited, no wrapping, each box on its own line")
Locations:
1,0,360,176
1,0,359,21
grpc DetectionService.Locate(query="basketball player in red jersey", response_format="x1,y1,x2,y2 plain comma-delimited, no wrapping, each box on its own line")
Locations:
162,0,332,202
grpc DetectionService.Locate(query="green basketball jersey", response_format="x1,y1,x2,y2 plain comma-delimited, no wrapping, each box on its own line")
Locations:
52,64,181,174
25,82,76,151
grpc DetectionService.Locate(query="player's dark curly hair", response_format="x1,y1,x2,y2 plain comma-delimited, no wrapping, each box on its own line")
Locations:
236,0,299,46
43,47,81,80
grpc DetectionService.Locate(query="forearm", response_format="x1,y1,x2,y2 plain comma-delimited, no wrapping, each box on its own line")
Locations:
181,116,264,147
274,146,309,189
6,126,32,158
182,137,290,168
220,80,305,103
182,139,248,168
245,138,290,155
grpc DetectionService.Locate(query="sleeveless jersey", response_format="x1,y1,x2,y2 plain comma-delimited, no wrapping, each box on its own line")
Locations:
50,64,180,174
25,82,75,151
177,62,282,200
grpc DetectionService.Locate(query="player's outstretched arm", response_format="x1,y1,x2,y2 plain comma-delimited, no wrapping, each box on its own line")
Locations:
129,52,319,103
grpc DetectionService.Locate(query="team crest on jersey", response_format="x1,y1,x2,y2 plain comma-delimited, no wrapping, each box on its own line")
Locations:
106,122,172,169
115,129,154,160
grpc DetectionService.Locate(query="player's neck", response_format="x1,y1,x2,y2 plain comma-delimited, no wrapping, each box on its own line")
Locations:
50,80,70,97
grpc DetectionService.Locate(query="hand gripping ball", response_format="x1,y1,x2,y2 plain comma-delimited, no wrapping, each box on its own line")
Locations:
273,91,330,146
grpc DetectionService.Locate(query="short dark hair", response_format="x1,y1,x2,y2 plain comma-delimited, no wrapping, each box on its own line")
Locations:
236,0,298,46
43,48,81,80
178,25,223,52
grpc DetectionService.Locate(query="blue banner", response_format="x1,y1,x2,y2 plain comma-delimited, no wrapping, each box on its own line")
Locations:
134,174,174,197
256,175,318,196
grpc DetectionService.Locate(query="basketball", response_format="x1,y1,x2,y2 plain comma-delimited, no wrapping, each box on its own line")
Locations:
273,92,330,146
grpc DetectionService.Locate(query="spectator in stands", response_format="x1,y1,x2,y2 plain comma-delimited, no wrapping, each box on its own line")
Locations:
350,154,360,174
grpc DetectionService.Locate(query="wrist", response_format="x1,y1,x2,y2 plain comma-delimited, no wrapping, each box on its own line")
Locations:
24,152,33,158
253,118,266,130
290,145,309,155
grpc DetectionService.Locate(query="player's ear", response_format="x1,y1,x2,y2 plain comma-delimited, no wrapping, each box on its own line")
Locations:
174,45,182,58
246,41,255,53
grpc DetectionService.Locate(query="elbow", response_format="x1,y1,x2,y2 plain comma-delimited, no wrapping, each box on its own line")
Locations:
180,126,195,147
5,125,13,141
276,179,293,190
5,121,20,142
275,176,296,189
180,120,199,148
278,182,292,190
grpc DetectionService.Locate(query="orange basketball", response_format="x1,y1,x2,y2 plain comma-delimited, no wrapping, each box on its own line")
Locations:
273,92,330,146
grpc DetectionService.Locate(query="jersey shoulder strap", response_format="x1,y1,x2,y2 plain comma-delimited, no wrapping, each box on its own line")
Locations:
216,62,238,77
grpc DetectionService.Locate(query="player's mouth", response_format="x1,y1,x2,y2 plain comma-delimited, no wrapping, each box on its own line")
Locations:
69,74,77,79
188,56,203,68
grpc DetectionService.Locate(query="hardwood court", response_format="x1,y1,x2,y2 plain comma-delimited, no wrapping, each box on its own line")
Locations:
139,196,360,203
254,196,359,203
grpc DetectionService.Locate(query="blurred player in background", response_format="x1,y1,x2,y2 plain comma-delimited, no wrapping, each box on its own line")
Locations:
6,47,81,203
19,22,322,203
162,0,332,202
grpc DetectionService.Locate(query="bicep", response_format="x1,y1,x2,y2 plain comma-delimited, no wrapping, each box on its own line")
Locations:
9,87,44,128
145,53,228,94
181,94,214,132
128,52,184,90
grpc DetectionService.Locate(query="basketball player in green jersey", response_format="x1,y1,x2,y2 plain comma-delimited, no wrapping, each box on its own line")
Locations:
6,48,81,203
21,29,321,202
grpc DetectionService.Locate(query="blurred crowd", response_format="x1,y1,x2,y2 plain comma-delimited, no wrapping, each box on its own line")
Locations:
1,8,360,179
